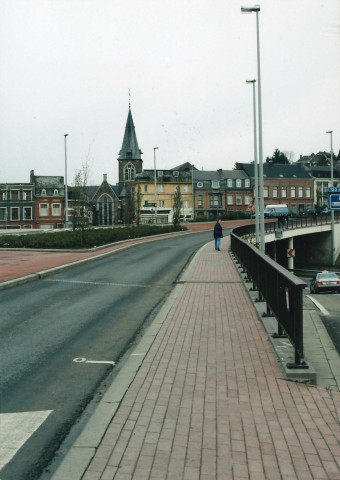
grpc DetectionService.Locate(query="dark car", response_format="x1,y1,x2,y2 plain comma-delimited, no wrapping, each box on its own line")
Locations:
310,272,340,294
302,208,316,215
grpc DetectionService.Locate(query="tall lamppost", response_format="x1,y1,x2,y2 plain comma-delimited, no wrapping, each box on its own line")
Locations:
191,164,195,220
64,134,69,228
326,130,335,266
246,79,259,246
241,5,265,253
153,147,159,224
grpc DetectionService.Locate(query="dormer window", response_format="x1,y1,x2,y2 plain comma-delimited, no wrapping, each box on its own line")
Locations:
54,189,59,196
173,171,179,177
197,182,203,188
227,179,233,188
158,171,163,177
212,180,220,189
124,163,135,181
236,179,241,188
41,189,47,196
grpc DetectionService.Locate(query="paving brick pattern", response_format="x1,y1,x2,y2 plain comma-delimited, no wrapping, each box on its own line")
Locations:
82,238,340,480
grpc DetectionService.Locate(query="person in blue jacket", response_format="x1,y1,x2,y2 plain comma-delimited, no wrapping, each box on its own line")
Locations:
213,219,223,251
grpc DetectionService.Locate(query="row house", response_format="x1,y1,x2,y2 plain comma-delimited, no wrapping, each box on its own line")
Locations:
238,163,314,214
0,171,65,230
194,169,252,220
135,162,195,223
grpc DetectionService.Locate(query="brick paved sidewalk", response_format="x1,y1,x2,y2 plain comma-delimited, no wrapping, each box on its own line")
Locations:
81,237,340,480
75,238,340,479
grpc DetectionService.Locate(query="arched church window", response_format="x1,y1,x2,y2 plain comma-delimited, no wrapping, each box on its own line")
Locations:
124,163,135,181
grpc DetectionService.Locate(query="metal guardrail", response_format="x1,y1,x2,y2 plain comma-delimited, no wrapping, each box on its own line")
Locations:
230,226,308,368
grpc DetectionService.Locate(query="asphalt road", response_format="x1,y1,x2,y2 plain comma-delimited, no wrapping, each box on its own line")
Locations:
307,291,340,354
0,230,214,480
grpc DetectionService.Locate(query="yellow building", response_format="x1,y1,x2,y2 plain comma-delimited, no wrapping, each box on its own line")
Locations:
135,163,195,223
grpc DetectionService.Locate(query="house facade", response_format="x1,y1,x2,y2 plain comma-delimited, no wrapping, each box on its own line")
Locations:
239,163,314,214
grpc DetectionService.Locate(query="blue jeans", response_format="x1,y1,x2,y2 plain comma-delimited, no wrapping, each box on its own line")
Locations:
215,237,221,250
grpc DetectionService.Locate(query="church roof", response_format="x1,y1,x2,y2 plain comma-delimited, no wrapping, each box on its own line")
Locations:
118,109,142,160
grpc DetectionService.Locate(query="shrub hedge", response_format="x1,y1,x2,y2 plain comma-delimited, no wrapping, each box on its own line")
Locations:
0,225,187,250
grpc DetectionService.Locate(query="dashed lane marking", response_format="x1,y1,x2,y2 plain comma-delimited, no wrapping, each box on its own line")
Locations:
0,410,53,471
73,357,115,366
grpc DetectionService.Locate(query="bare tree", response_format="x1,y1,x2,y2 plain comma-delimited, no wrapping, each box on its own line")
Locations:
72,158,91,246
173,185,182,229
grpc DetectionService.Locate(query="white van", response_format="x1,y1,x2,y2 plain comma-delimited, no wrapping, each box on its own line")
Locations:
264,204,289,218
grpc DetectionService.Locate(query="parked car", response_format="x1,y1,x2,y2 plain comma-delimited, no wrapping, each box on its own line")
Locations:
320,207,330,214
310,271,340,294
302,208,316,215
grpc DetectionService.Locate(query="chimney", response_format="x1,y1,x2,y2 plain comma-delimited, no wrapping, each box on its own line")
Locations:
30,170,35,183
103,174,107,182
217,168,223,175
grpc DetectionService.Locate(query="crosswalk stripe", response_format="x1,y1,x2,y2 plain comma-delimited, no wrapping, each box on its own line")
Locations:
0,410,53,471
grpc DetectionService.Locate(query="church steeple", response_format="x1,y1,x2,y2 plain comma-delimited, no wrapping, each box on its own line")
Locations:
117,106,143,192
118,108,143,161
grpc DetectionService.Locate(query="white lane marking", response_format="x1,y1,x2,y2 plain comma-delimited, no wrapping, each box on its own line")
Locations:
0,410,53,471
131,353,146,356
306,295,330,316
45,278,166,289
73,358,115,366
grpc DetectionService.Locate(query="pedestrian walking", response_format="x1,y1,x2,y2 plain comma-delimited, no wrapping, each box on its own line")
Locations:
213,219,223,251
278,213,283,229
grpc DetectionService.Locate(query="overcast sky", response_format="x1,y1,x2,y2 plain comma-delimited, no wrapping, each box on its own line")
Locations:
0,0,339,186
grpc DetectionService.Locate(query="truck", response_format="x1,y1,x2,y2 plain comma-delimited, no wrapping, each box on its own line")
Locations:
263,204,289,218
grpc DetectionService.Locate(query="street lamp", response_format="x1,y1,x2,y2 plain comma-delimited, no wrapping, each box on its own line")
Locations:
246,79,259,247
326,130,335,266
64,134,69,228
191,164,195,220
241,4,265,253
153,147,159,224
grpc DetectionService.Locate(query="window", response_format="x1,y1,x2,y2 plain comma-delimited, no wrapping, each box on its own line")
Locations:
52,203,61,216
245,179,250,188
298,187,303,198
236,179,241,188
158,171,163,177
272,186,278,198
144,185,148,193
173,171,179,177
245,195,250,205
0,208,7,220
11,190,19,200
183,200,190,208
158,184,164,193
197,182,203,188
11,207,19,220
211,180,220,189
23,207,32,220
2,192,6,200
281,186,287,198
236,195,242,205
291,186,296,198
23,190,32,201
227,179,233,188
54,189,59,196
263,187,269,198
209,195,221,208
41,189,47,196
124,163,135,181
227,195,233,205
39,203,49,217
183,185,189,193
159,200,165,207
306,186,311,198
197,195,203,207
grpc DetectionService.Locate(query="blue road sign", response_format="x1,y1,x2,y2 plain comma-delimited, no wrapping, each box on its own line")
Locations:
329,194,340,210
329,187,340,193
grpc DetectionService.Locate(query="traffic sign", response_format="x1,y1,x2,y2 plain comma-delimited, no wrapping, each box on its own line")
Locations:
328,187,340,193
287,248,295,258
329,194,340,210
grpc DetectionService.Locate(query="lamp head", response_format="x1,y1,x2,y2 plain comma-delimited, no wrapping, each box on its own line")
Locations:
64,134,69,137
241,5,260,13
246,79,256,84
326,131,333,135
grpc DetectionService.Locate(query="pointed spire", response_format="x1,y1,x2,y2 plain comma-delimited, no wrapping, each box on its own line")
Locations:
118,108,142,160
